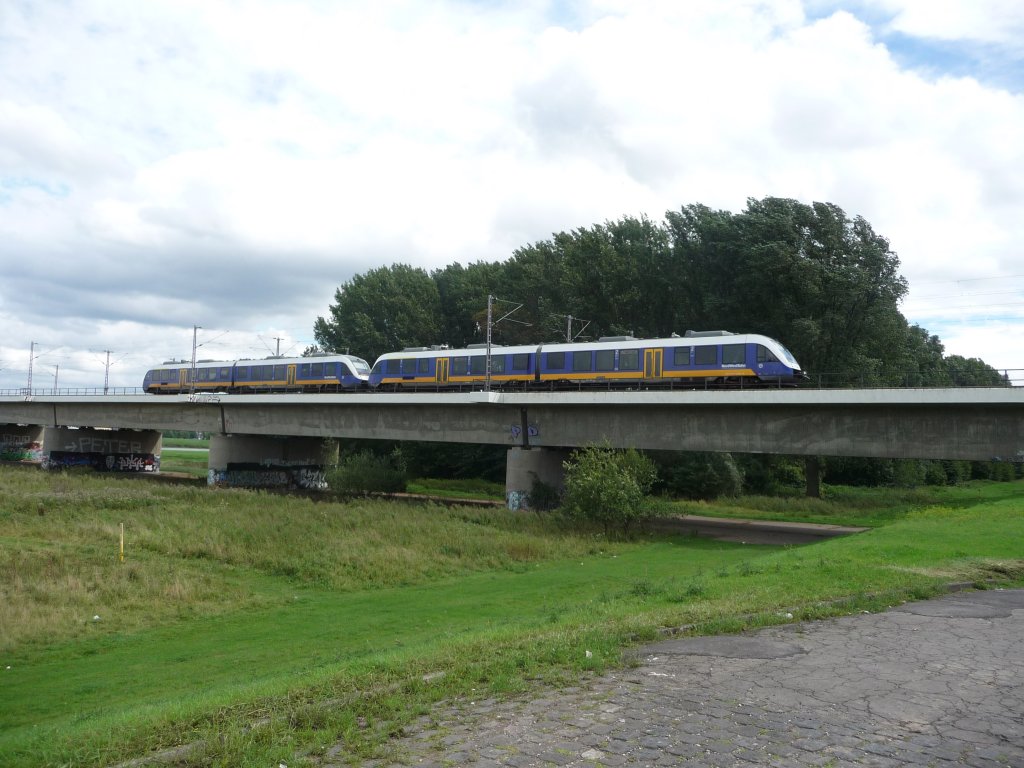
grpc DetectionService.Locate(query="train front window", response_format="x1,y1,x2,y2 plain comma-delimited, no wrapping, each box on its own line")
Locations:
351,358,371,374
722,344,745,365
695,346,717,366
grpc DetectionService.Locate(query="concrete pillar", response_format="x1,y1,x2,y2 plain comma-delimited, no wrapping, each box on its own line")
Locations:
505,447,570,510
43,427,162,472
208,434,338,490
0,424,45,463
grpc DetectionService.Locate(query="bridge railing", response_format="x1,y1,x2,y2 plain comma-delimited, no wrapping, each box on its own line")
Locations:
1,370,1022,398
0,387,147,398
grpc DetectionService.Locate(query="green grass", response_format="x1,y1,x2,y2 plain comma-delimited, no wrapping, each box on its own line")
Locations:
162,438,210,449
159,448,209,477
405,477,506,500
1,467,1022,767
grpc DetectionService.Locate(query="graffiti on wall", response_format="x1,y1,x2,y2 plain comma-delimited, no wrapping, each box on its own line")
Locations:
44,451,160,473
208,462,327,490
0,433,43,462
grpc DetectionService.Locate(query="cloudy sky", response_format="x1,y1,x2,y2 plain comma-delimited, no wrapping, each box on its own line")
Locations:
2,0,1022,391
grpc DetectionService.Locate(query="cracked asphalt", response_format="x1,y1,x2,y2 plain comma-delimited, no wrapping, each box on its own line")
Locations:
351,588,1024,767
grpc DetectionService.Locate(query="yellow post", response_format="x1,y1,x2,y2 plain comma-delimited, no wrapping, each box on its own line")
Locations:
120,522,124,563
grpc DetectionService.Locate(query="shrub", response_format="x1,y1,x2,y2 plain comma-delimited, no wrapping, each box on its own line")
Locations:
326,449,407,494
650,451,744,499
560,445,657,534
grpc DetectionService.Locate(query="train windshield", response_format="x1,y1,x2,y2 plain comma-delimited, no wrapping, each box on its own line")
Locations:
349,357,371,374
777,344,800,368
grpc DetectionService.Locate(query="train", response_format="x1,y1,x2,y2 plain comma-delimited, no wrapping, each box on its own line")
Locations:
368,331,804,390
143,353,371,394
143,331,805,394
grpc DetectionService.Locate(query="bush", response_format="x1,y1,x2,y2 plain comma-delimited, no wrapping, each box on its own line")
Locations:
326,449,407,494
561,445,657,534
650,451,743,499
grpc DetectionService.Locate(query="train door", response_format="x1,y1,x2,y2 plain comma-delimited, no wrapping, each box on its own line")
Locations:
286,365,297,387
179,368,188,390
644,348,663,379
435,357,449,385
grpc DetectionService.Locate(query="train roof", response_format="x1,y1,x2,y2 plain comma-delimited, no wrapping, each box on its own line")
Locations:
149,354,369,370
373,333,789,360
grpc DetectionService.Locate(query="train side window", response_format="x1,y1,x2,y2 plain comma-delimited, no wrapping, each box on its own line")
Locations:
236,367,248,380
418,358,430,374
219,367,230,379
722,344,745,365
573,350,592,371
451,357,468,376
619,349,639,371
546,351,565,369
673,346,691,366
311,363,324,377
470,356,487,375
756,345,780,363
512,353,529,371
695,346,717,366
401,358,417,375
596,350,615,371
491,356,505,373
385,359,400,374
274,365,287,379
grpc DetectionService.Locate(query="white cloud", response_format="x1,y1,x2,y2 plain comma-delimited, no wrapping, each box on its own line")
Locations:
1,0,1023,389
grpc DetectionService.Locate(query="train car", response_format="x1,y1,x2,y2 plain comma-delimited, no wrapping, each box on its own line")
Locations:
143,353,370,394
368,331,804,390
369,343,540,390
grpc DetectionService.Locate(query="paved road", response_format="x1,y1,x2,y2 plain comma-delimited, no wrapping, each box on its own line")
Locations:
353,589,1024,767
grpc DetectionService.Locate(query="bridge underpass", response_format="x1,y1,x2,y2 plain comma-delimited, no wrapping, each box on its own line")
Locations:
1,388,1022,503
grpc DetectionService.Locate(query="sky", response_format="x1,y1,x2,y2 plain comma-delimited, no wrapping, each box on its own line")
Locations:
1,0,1023,391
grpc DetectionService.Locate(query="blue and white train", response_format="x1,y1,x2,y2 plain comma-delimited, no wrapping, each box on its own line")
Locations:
368,331,804,390
143,353,370,394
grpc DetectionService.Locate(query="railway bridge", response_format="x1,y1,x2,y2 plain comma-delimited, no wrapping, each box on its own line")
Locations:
1,388,1022,504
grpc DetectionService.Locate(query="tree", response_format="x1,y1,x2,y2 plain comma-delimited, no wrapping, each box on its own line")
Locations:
432,261,506,348
314,264,443,363
561,445,657,534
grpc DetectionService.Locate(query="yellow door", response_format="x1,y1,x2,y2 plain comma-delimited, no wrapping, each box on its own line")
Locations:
179,368,188,389
644,348,663,379
287,365,297,386
435,357,449,384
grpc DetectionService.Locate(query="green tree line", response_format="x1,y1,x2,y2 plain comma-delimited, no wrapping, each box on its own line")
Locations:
314,196,1004,386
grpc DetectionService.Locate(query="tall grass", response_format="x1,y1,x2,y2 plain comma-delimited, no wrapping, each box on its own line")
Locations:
1,466,1022,767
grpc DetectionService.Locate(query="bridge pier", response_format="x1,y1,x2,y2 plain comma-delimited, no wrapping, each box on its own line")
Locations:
505,447,570,510
42,427,161,472
208,434,337,490
0,424,44,462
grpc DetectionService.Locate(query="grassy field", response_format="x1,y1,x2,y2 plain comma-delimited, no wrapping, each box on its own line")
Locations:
1,467,1022,767
159,448,209,478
